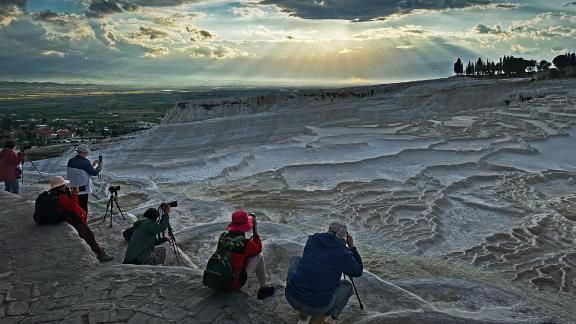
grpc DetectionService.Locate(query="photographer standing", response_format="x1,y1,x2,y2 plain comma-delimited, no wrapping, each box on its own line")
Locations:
0,140,25,194
67,144,102,214
123,205,171,265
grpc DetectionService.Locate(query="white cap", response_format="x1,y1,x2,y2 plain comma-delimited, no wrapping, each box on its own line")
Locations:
50,176,70,189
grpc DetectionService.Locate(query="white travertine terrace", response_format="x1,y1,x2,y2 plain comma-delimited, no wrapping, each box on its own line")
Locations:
17,77,576,323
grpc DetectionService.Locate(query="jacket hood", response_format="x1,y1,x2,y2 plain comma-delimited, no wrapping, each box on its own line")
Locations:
311,232,346,249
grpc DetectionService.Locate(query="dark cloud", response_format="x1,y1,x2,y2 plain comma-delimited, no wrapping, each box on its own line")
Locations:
86,0,123,18
0,0,26,27
564,2,576,7
186,26,214,40
34,10,74,25
136,26,169,39
257,0,498,21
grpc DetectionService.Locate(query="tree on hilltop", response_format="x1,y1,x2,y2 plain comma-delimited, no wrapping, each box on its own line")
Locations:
453,58,464,75
553,52,575,69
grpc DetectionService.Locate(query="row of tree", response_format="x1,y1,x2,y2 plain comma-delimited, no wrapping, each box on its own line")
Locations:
453,52,576,77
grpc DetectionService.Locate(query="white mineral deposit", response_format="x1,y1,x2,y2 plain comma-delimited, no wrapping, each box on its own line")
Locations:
5,77,576,323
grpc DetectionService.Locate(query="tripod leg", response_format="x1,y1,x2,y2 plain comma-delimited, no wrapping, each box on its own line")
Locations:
171,240,180,266
109,199,114,228
29,160,45,180
113,197,125,220
103,197,112,224
349,277,364,310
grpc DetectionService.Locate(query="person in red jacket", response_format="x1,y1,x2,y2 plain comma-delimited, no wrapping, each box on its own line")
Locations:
48,176,113,262
0,140,25,194
217,210,275,299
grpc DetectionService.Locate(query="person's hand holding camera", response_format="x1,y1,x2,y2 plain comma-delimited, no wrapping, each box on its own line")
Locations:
161,204,171,215
346,234,355,249
92,159,99,167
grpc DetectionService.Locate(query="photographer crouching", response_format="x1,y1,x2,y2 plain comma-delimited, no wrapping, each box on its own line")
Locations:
122,202,175,265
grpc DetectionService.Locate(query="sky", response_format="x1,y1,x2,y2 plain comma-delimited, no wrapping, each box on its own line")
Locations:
0,0,575,87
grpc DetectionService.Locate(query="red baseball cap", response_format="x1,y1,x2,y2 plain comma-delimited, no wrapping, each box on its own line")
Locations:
227,210,254,233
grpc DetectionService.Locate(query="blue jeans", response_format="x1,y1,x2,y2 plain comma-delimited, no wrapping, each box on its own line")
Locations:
4,180,20,194
285,256,354,319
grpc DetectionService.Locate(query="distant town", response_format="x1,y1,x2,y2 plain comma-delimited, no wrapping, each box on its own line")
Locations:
1,113,159,147
0,83,273,149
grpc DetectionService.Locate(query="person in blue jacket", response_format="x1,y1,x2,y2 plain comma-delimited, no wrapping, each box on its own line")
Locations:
285,222,363,323
67,144,102,215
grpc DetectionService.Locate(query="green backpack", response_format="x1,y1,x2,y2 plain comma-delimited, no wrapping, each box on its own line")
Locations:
202,233,246,291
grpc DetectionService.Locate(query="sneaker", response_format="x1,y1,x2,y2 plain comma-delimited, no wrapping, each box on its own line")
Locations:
256,286,275,300
324,315,337,324
97,251,114,262
296,312,309,324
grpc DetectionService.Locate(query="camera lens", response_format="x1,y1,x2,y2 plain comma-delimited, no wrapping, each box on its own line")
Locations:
169,201,178,207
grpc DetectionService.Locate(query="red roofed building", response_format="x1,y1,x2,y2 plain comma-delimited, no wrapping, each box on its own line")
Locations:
57,129,73,139
35,127,52,140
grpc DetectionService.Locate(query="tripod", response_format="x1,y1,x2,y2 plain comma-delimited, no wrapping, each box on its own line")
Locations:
169,231,181,266
159,211,181,266
102,190,125,228
345,275,364,310
20,157,45,185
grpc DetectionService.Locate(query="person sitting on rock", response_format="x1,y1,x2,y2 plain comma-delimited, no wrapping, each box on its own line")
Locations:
220,210,275,299
123,207,171,265
49,176,113,262
0,140,25,194
285,222,363,323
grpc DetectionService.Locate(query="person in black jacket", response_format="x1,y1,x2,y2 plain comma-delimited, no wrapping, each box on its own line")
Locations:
285,222,363,323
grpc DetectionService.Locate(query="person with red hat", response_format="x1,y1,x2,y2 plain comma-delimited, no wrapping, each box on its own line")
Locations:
217,209,275,299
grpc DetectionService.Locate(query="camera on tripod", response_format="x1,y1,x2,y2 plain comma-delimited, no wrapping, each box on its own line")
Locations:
108,185,121,194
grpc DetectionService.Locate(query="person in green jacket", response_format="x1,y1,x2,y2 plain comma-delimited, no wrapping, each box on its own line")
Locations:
123,206,171,265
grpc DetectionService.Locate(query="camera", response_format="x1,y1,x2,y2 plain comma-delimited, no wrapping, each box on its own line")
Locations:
161,201,178,209
108,186,121,194
98,155,103,163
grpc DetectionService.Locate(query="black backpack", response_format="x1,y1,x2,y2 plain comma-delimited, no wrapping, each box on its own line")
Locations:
33,191,66,225
122,222,141,241
202,233,245,291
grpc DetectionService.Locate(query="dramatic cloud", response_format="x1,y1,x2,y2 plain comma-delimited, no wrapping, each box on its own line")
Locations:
186,26,215,40
142,46,169,57
256,0,498,21
135,26,169,39
86,0,124,18
472,23,504,34
41,50,66,57
0,0,26,27
564,2,576,7
181,43,253,59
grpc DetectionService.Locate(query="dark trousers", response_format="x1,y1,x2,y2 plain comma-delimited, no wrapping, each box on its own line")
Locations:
71,221,102,256
4,180,20,194
78,193,88,215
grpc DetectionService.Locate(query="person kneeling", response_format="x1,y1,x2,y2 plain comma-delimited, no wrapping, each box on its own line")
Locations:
285,222,363,323
123,207,171,265
49,176,113,262
204,210,275,300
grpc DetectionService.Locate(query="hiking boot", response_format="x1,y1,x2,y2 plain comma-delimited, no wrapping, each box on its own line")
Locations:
97,251,114,262
256,286,275,300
